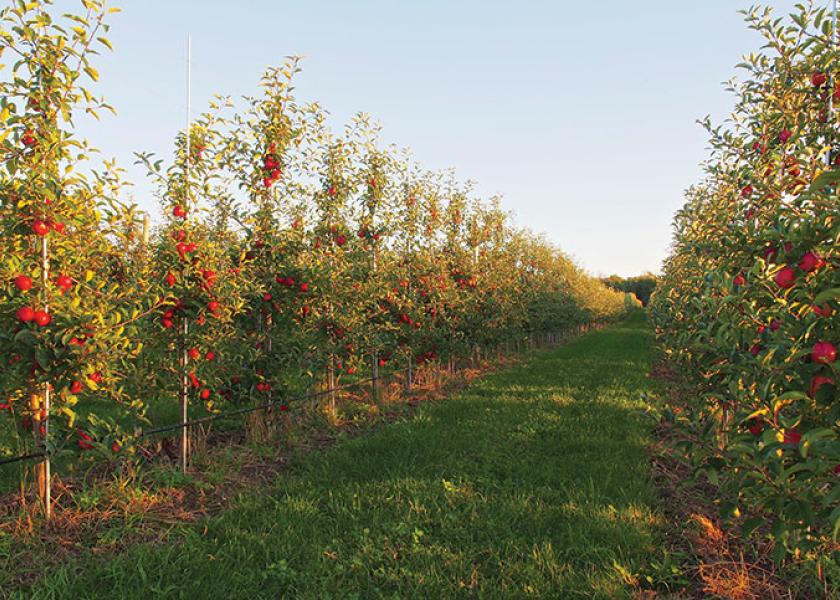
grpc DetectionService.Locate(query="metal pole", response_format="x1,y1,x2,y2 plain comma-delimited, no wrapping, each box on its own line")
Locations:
371,224,379,405
142,214,150,246
179,319,189,472
329,356,336,415
180,34,192,473
405,168,413,392
41,235,51,519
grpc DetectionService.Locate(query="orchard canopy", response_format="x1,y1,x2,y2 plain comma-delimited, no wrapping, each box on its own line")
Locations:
651,4,840,563
0,1,632,475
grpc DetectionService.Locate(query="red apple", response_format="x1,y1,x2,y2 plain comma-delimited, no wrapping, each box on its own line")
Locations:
32,220,49,236
21,130,36,146
811,71,827,87
78,430,93,451
55,275,73,291
813,303,833,317
774,266,796,289
812,341,837,364
14,275,32,291
16,306,35,322
798,251,824,273
783,430,801,445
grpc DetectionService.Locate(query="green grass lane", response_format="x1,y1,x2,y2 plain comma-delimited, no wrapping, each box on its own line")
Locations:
27,313,659,599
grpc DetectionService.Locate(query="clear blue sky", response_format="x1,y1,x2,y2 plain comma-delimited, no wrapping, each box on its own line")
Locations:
65,0,806,277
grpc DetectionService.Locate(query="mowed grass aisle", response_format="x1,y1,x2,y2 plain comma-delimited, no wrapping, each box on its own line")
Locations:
30,313,659,599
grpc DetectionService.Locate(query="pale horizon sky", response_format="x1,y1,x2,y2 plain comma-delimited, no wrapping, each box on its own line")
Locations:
60,0,808,278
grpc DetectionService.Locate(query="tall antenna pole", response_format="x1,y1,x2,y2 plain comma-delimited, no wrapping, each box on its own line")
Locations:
186,34,192,186
829,0,837,166
179,34,192,473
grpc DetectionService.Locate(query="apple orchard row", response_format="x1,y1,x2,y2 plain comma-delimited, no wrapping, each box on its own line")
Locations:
651,5,840,564
0,2,632,475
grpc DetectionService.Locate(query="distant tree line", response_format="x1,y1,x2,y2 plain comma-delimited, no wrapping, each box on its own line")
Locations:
601,274,657,306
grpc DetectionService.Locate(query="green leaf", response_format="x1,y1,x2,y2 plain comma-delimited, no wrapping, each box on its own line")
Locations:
741,517,764,538
813,288,840,305
830,506,840,541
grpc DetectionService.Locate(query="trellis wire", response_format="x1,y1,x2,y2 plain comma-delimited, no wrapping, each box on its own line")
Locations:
0,365,405,467
1,326,585,469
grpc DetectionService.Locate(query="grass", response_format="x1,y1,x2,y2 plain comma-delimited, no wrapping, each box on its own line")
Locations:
18,313,661,598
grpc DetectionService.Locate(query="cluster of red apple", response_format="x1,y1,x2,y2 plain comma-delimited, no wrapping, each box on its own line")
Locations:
261,144,281,188
771,250,825,289
397,312,421,330
76,429,120,453
415,348,438,365
325,225,347,247
21,128,37,147
31,218,64,236
356,227,381,242
274,274,309,294
12,275,60,327
451,270,477,290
